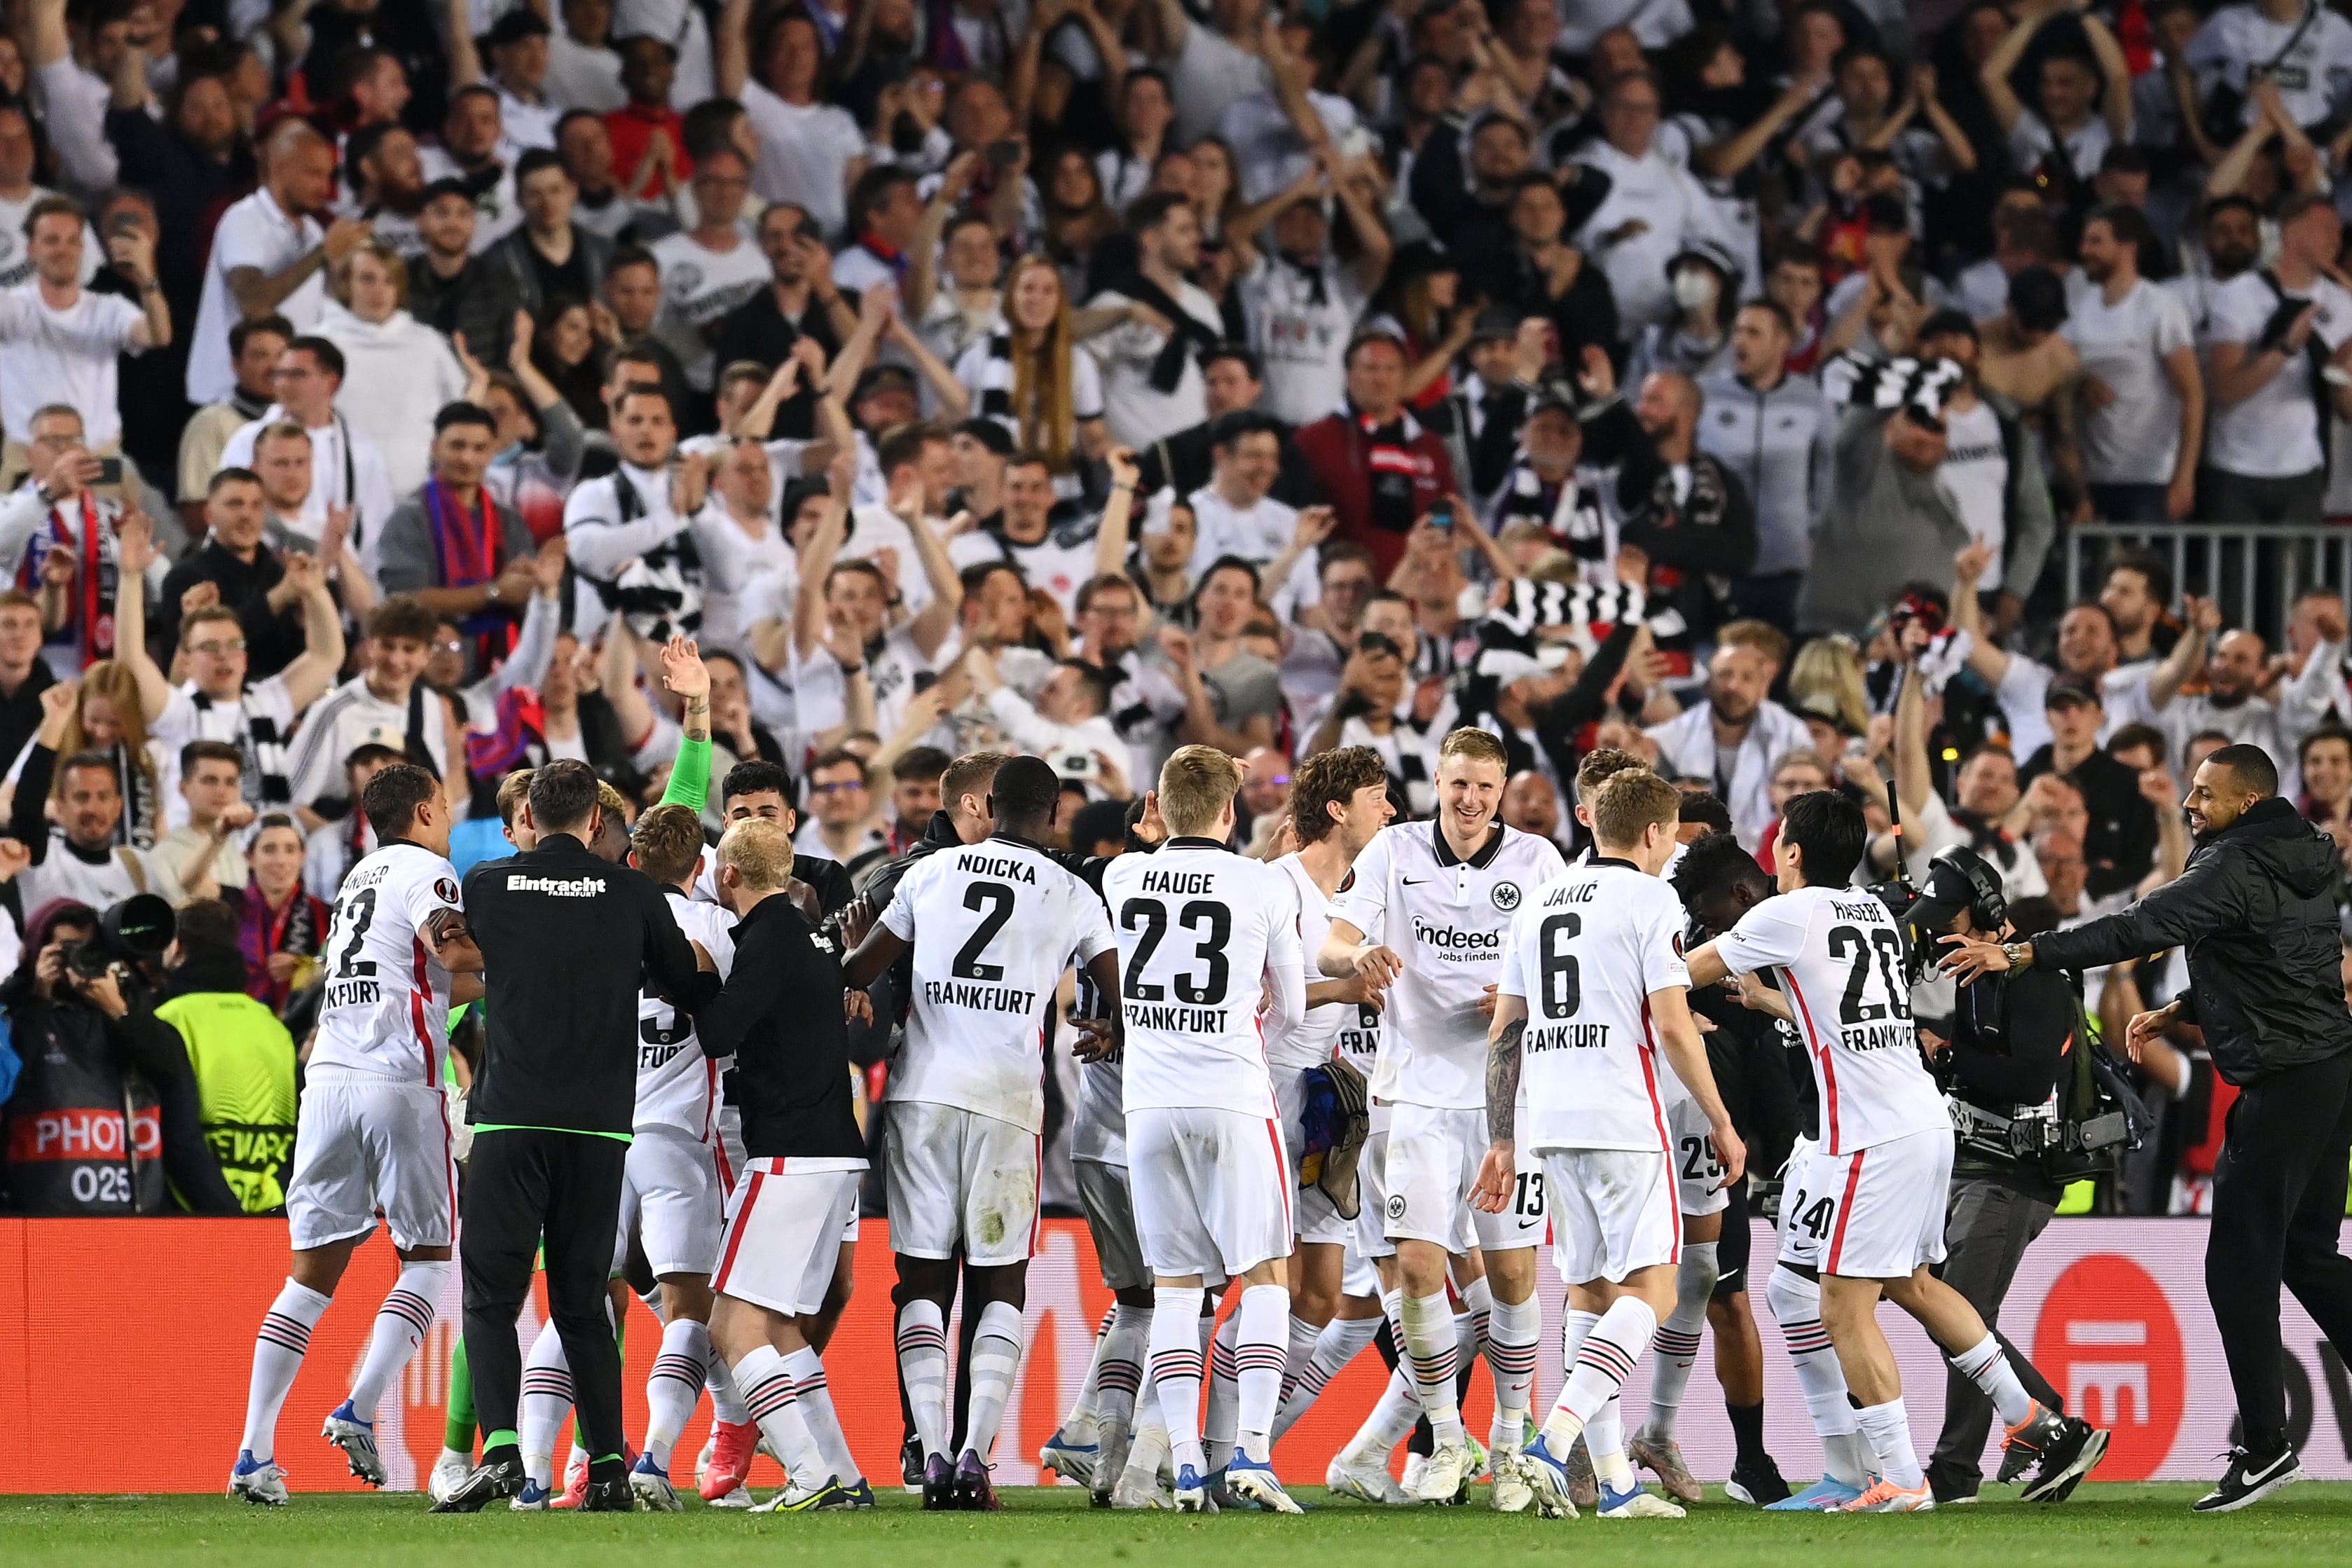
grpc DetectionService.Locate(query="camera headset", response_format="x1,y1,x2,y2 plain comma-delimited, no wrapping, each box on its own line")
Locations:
1885,843,2007,983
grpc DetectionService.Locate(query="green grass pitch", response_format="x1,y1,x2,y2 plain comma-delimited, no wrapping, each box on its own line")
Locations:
7,1485,2351,1568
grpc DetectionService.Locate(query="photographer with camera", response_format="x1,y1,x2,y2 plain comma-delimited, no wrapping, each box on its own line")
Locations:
1944,743,2352,1511
0,896,238,1215
1901,846,2106,1505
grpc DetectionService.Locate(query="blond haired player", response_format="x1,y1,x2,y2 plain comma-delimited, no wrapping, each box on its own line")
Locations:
1104,745,1307,1513
1319,728,1568,1504
1478,769,1745,1520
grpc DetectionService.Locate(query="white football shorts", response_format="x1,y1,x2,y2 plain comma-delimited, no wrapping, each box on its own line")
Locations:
1804,1129,1955,1280
1383,1101,1543,1254
1541,1146,1680,1285
884,1100,1040,1267
1668,1094,1731,1218
286,1070,455,1251
1127,1106,1292,1278
617,1128,724,1278
713,1159,865,1316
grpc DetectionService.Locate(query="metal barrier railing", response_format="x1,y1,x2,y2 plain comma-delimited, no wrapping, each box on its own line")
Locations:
2059,523,2352,646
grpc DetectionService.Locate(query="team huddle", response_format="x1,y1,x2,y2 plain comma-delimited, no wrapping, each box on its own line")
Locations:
220,707,2112,1515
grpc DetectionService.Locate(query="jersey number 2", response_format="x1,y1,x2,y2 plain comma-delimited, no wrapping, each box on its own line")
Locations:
331,886,378,979
952,882,1016,981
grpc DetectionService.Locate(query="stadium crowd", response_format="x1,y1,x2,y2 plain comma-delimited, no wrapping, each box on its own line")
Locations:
0,0,2348,1238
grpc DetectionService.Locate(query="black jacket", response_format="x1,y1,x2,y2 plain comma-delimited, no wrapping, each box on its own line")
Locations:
464,834,710,1136
2034,796,2352,1085
692,892,862,1160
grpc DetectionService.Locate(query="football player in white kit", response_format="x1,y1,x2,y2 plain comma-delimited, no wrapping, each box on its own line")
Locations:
1686,790,2100,1512
1477,768,1745,1520
1103,745,1307,1513
230,764,477,1504
612,802,787,1511
1263,749,1397,1469
1319,728,1567,1504
841,755,1122,1510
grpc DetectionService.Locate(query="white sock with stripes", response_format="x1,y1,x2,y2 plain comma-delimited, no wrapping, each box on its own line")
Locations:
1204,1309,1240,1473
518,1321,574,1490
787,1346,861,1486
1487,1291,1543,1454
1274,1312,1380,1440
1234,1284,1291,1464
240,1278,331,1460
349,1260,446,1424
1642,1241,1717,1443
894,1299,950,1462
732,1345,823,1487
1766,1264,1869,1488
1541,1297,1656,1458
961,1300,1026,1464
1401,1292,1464,1447
1149,1285,1209,1478
1059,1306,1116,1444
642,1316,709,1469
1096,1304,1151,1473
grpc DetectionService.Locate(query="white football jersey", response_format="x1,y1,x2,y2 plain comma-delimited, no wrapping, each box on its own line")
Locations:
1499,857,1690,1153
310,841,463,1083
635,892,738,1139
1330,821,1569,1110
1268,853,1344,1071
1106,839,1303,1119
881,836,1117,1134
1712,886,1948,1153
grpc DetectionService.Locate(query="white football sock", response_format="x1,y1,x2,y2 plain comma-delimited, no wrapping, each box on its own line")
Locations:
642,1316,709,1469
708,1352,749,1426
1541,1297,1656,1458
1858,1398,1925,1490
518,1321,573,1489
732,1345,823,1487
894,1298,950,1462
1588,1392,1635,1490
1233,1284,1290,1464
1148,1285,1209,1478
348,1260,445,1424
1274,1312,1380,1440
1204,1308,1239,1472
1642,1240,1717,1443
1401,1292,1464,1445
1059,1306,1117,1442
1276,1312,1322,1408
1766,1264,1866,1488
1096,1303,1151,1472
1950,1332,2036,1428
1487,1291,1542,1454
786,1346,860,1485
240,1278,330,1460
961,1300,1026,1464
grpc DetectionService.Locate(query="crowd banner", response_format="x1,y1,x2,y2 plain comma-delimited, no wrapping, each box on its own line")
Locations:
2,1217,2347,1492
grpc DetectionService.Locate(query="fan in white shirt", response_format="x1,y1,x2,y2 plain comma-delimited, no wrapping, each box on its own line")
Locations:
649,149,772,392
416,88,523,253
564,387,749,643
217,340,397,561
0,198,167,451
947,452,1108,617
1183,413,1326,619
1085,196,1225,449
717,6,867,235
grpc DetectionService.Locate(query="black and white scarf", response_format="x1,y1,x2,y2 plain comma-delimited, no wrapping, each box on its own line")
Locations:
579,467,703,642
1494,460,1607,558
1823,352,1966,429
191,689,292,806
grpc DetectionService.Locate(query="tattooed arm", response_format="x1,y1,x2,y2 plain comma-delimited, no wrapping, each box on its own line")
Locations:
1471,994,1529,1212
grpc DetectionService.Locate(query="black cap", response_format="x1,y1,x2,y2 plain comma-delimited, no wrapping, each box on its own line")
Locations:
1904,844,2007,939
953,416,1015,457
420,176,476,208
481,11,551,48
1469,308,1522,345
2045,674,2103,710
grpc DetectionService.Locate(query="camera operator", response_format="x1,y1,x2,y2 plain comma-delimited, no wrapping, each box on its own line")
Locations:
0,898,239,1214
1903,847,2101,1505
